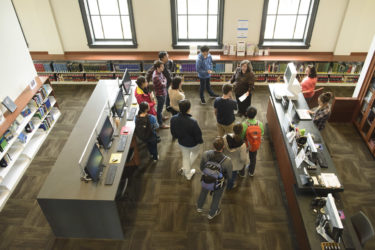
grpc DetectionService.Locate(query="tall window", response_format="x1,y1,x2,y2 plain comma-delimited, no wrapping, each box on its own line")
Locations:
79,0,137,48
171,0,225,49
259,0,320,49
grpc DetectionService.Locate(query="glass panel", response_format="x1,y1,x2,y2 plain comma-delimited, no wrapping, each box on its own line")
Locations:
367,101,375,124
188,16,207,38
273,15,297,39
369,130,375,149
177,0,187,14
102,16,123,38
208,16,217,38
188,0,207,14
362,119,370,135
299,0,312,14
356,112,363,124
208,0,218,14
119,0,129,15
178,15,187,39
121,16,132,39
264,15,276,39
267,0,278,14
98,0,119,15
278,0,300,14
87,0,99,15
294,15,307,39
91,16,104,39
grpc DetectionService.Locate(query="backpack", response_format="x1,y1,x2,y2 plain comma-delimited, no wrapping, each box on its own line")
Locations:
245,120,262,152
201,155,227,191
135,115,153,142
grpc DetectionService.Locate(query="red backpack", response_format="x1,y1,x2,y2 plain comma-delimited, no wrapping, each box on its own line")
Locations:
245,120,262,152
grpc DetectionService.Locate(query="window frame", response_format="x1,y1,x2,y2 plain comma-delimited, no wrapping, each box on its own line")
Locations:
78,0,138,48
258,0,320,49
170,0,225,49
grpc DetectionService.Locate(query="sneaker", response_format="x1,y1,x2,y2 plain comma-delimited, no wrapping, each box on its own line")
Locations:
201,100,207,105
197,208,203,213
249,172,254,177
207,208,221,220
153,155,159,162
232,183,238,189
186,169,196,180
177,168,184,176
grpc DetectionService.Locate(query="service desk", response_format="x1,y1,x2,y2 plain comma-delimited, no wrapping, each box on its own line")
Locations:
37,80,138,239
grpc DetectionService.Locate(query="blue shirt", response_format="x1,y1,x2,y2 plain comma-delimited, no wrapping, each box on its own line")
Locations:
196,53,213,79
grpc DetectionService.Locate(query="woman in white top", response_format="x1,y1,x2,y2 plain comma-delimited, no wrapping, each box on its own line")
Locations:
168,76,185,115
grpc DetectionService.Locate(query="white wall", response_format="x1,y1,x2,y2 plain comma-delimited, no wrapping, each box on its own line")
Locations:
0,0,36,102
12,0,375,54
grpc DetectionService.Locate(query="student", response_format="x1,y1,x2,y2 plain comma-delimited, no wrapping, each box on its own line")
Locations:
230,60,256,117
135,102,159,162
158,51,174,108
168,76,185,115
240,106,264,177
135,76,156,116
214,83,238,136
197,137,232,219
196,46,218,104
223,123,247,190
301,65,317,100
170,99,203,180
152,60,169,129
309,92,332,130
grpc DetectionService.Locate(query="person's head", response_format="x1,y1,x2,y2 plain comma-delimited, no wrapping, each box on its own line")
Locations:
136,76,148,89
233,122,243,143
178,99,191,114
222,83,233,96
138,101,149,114
306,65,317,78
171,76,182,90
240,60,251,73
200,46,210,58
158,51,169,63
246,106,257,119
213,136,224,152
318,92,332,106
154,60,164,72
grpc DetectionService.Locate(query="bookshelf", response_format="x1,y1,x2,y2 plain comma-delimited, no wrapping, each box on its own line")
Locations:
0,76,60,211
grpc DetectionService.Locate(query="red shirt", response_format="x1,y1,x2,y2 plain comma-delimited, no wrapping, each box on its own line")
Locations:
301,76,317,98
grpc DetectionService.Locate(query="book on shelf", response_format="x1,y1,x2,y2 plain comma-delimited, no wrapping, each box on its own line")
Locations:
18,132,27,144
0,136,8,152
21,106,31,117
25,121,35,133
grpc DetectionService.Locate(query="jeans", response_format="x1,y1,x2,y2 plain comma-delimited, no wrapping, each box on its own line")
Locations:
227,171,238,189
248,150,258,175
179,144,200,176
146,136,158,160
199,78,215,101
197,186,225,216
236,93,252,115
156,95,166,126
166,91,170,108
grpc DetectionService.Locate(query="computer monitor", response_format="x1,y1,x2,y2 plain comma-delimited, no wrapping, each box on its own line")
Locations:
306,133,318,163
112,90,126,117
121,68,132,95
84,144,103,182
284,63,302,99
97,116,114,149
325,193,344,242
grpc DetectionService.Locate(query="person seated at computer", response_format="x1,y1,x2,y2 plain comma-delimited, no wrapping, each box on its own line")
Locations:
300,65,317,100
135,76,156,116
135,102,159,162
168,76,185,115
308,92,332,130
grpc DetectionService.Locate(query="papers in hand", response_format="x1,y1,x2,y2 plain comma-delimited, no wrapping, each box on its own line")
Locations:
238,92,248,102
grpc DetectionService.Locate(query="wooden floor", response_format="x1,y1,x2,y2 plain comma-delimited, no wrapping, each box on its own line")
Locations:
0,85,374,250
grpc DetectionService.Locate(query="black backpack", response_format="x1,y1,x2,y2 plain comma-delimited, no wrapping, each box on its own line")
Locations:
135,115,152,141
201,155,227,191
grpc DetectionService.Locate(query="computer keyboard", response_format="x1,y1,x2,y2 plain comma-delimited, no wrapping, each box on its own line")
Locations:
105,165,117,185
116,134,128,152
127,107,137,121
317,151,328,168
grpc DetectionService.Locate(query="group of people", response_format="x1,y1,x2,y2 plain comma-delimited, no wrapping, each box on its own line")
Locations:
133,47,333,219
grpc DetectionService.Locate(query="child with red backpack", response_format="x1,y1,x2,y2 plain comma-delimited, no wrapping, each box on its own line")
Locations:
239,106,264,177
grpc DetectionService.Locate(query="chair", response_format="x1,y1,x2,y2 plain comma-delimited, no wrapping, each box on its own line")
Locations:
351,211,375,247
307,87,324,108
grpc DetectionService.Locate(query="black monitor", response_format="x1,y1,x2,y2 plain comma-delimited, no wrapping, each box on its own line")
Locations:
97,116,114,149
84,144,103,182
112,90,126,117
121,68,132,95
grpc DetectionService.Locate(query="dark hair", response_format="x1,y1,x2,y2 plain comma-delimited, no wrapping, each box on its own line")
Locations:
307,65,317,78
240,60,252,73
213,137,224,151
136,76,146,87
233,123,243,144
153,60,164,69
158,51,168,60
222,83,233,95
200,46,209,52
138,102,149,115
246,106,257,119
178,99,191,114
172,76,182,90
319,92,332,104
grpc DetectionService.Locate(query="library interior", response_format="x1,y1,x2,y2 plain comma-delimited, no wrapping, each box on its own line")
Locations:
1,0,375,249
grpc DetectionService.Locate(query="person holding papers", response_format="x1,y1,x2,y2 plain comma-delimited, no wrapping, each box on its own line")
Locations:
230,60,255,117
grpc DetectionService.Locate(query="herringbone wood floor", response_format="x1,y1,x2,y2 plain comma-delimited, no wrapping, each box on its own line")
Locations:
0,85,374,250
